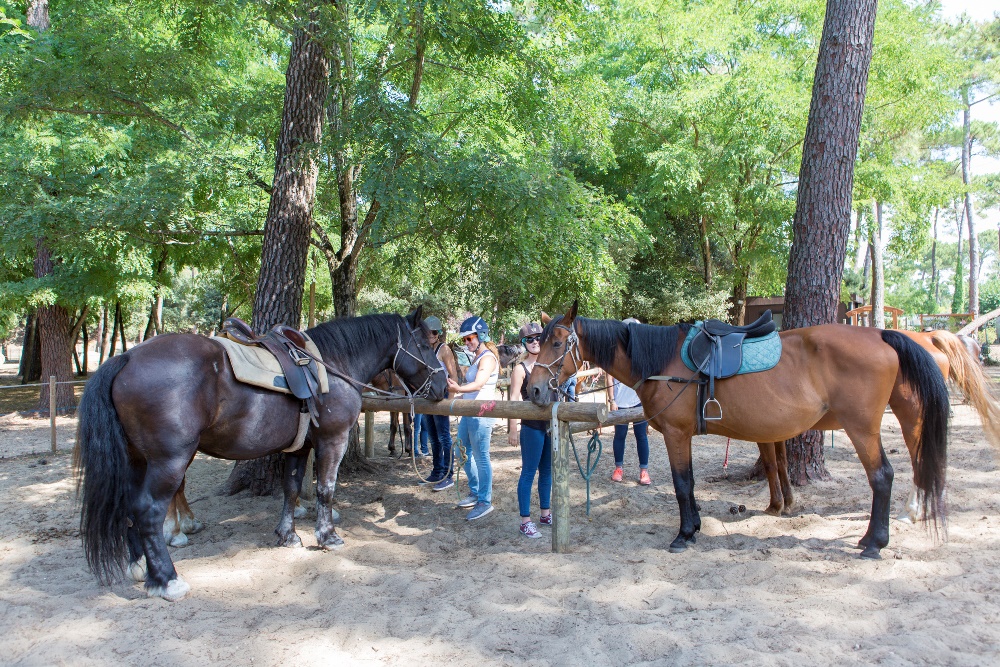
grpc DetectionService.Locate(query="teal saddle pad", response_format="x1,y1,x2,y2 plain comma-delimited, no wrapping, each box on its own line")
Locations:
680,322,782,375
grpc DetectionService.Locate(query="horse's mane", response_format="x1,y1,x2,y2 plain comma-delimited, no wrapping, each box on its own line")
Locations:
307,313,419,377
542,315,688,381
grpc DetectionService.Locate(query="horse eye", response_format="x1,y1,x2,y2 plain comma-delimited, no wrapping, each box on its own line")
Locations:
553,341,562,348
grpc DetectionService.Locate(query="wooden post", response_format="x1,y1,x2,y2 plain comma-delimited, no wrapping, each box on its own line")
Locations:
552,414,571,553
49,375,57,453
364,411,374,458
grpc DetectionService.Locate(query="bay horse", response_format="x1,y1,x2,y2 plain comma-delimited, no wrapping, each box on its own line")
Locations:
527,302,949,559
75,308,447,601
752,327,1000,524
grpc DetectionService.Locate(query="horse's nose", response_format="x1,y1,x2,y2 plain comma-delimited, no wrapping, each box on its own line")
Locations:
530,385,541,403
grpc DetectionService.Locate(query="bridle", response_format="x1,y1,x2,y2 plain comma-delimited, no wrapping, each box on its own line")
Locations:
533,322,583,399
391,325,446,400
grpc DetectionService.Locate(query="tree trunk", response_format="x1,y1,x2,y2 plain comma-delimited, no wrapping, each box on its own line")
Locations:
224,6,331,497
953,203,965,315
117,302,128,353
870,201,885,328
699,215,712,288
729,271,748,325
34,240,75,414
27,0,49,31
931,208,939,304
109,302,120,357
100,304,110,363
962,94,979,318
81,319,89,375
781,0,877,485
852,207,867,274
19,311,42,383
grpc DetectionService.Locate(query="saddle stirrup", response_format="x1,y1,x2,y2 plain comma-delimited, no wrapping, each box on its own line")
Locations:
702,397,722,421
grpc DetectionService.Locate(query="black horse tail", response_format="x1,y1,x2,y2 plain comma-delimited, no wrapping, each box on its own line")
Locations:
74,354,132,584
881,330,950,536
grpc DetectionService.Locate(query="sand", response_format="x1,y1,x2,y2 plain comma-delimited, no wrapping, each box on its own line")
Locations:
1,387,999,665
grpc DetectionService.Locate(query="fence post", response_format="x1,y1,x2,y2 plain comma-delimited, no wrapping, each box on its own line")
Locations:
552,415,571,553
49,375,57,454
364,411,374,458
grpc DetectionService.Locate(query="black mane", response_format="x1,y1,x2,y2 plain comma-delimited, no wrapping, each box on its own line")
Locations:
306,313,417,379
542,315,688,382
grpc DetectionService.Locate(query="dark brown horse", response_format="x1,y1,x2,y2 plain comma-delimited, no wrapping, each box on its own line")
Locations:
75,309,447,601
528,302,949,559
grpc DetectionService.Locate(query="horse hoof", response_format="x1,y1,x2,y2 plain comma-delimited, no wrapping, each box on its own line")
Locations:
668,537,689,553
896,514,914,525
859,546,882,560
319,534,345,551
764,505,782,517
181,519,204,534
128,557,147,583
294,505,307,519
277,532,303,548
148,577,190,602
167,532,189,548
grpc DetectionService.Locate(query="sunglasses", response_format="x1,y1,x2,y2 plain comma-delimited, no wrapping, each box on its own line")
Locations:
522,336,542,345
462,335,478,343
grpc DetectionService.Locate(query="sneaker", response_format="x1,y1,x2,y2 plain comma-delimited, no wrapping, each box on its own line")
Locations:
432,477,455,492
456,493,477,509
419,474,444,486
466,502,494,521
538,513,552,526
520,521,542,539
612,467,624,482
639,469,652,486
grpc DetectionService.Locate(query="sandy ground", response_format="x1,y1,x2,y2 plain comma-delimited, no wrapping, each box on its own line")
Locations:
2,379,1000,665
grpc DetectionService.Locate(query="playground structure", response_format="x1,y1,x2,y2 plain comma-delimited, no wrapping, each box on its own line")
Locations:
360,395,642,553
844,304,904,328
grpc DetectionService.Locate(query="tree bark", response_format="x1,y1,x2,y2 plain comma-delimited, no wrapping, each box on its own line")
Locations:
870,201,885,328
34,240,75,413
19,311,41,383
81,319,89,375
953,202,965,315
224,5,331,497
26,0,49,31
781,0,878,485
931,208,939,304
962,93,979,318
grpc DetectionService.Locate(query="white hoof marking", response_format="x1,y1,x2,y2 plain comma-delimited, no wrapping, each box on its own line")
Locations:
148,576,191,602
128,557,147,582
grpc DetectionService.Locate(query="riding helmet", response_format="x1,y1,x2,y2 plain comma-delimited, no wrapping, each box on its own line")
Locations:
423,315,443,333
519,322,543,342
459,316,490,342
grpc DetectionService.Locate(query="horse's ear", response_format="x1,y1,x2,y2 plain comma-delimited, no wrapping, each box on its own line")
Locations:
541,311,551,325
410,305,423,326
566,300,578,322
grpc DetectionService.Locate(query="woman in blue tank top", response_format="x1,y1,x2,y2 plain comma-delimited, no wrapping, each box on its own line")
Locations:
446,316,499,521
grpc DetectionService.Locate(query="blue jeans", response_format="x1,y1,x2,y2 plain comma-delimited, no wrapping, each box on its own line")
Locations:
458,416,495,503
425,413,453,480
518,425,552,517
613,420,649,468
414,414,430,455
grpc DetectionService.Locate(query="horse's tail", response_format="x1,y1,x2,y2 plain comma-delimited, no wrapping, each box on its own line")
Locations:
74,354,132,584
930,330,1000,449
882,330,950,535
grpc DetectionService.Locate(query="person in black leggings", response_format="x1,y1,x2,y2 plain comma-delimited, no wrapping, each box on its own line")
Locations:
507,322,552,538
607,318,651,485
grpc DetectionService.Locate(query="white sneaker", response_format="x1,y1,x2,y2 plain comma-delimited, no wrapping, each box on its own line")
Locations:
456,493,477,509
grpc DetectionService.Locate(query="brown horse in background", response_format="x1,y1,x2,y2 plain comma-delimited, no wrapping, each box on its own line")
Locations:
528,302,950,559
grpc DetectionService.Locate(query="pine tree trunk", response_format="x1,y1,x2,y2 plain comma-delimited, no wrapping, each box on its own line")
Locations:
962,95,979,318
953,203,965,315
931,208,938,304
34,240,75,414
781,0,878,485
224,7,331,497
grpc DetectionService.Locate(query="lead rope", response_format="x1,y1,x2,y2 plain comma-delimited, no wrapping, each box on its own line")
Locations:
568,429,603,517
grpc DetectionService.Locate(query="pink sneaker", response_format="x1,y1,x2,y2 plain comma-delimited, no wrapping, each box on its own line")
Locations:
639,469,652,486
538,513,552,525
612,467,624,482
520,521,542,539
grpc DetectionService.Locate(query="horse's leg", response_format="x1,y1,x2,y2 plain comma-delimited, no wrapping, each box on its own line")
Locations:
757,442,784,516
133,458,191,600
388,413,398,454
314,433,350,550
162,493,187,548
127,460,148,582
658,424,700,553
888,387,924,524
174,478,204,536
843,423,894,559
775,440,794,514
275,450,308,548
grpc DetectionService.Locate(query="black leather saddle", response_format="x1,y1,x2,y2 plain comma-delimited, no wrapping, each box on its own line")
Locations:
222,317,323,423
689,310,774,427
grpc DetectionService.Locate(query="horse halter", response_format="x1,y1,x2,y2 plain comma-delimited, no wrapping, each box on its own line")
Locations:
392,325,445,400
533,323,582,398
